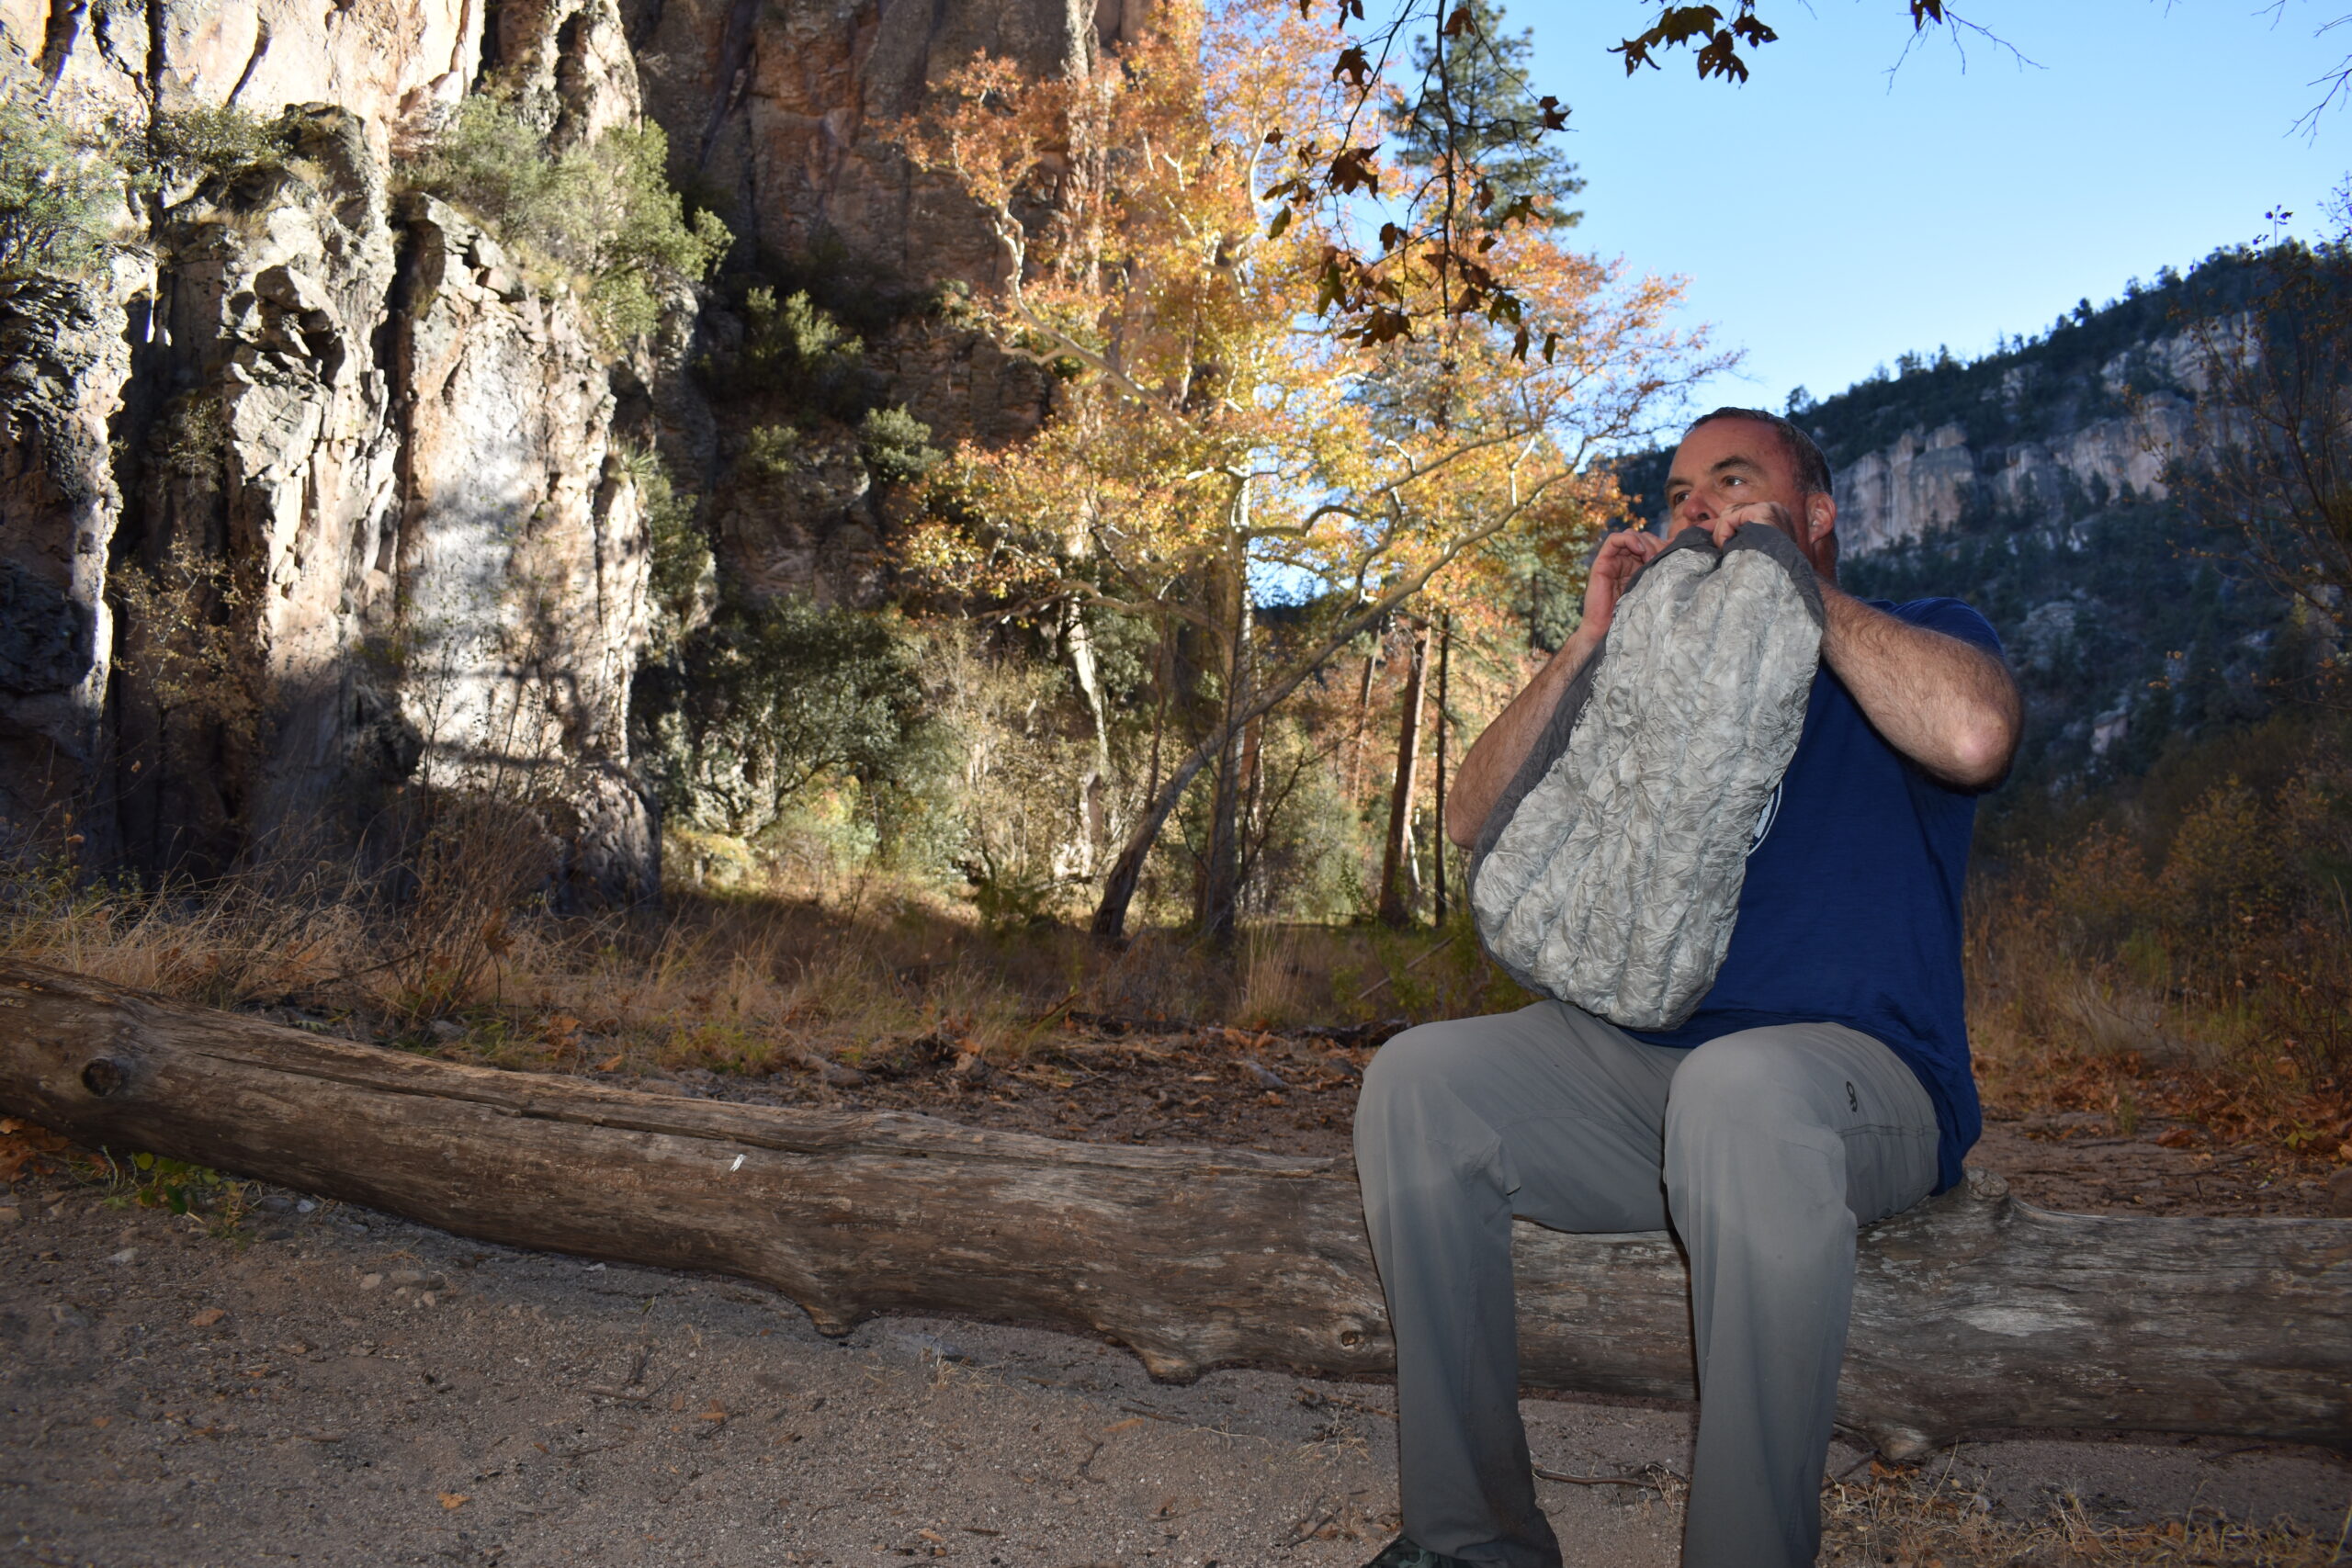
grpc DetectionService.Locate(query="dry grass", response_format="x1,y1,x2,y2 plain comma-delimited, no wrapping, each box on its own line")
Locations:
1816,1460,2348,1567
1967,716,2352,1172
0,811,1528,1085
16,711,2347,1185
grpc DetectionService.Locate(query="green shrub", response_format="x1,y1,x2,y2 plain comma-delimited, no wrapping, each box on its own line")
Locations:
644,599,938,840
700,285,876,416
614,444,713,652
741,423,803,480
858,405,942,484
402,96,730,346
139,104,291,190
0,74,122,278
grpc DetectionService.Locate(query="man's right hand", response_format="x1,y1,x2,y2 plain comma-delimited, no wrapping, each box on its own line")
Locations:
1578,528,1666,646
1446,528,1668,849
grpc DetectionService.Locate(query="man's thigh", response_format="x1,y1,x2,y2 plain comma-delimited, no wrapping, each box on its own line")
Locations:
1357,1000,1686,1234
1665,1021,1939,1224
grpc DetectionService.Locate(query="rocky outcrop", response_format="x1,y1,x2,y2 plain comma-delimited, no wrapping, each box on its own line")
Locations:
391,194,653,897
488,0,644,147
109,106,408,874
627,0,1084,288
0,3,663,898
8,0,479,141
623,0,1067,604
0,272,136,840
1815,268,2303,802
1829,334,2219,556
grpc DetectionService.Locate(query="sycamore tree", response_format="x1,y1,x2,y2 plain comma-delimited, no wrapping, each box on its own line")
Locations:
893,0,1719,941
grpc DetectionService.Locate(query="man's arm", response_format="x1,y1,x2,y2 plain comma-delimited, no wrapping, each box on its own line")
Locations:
1446,529,1662,847
1818,586,2021,790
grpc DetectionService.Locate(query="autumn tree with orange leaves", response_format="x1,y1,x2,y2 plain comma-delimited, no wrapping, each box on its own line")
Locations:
892,0,1723,942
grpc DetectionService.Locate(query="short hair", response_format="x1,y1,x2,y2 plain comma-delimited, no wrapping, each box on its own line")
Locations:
1683,407,1834,498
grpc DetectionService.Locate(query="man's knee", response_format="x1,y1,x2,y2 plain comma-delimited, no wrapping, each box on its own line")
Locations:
1353,1017,1527,1190
1355,1021,1470,1158
1665,1034,1834,1143
1663,1036,1849,1224
1357,1021,1460,1113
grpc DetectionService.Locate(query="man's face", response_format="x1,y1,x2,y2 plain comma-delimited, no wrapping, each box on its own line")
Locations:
1662,417,1836,574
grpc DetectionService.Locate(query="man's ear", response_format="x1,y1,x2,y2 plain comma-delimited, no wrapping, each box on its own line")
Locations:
1805,491,1837,540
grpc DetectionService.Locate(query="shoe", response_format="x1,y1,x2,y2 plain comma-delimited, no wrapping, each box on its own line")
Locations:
1360,1536,1472,1568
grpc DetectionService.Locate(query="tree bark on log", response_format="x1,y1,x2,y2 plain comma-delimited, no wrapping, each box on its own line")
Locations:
1,960,2346,1457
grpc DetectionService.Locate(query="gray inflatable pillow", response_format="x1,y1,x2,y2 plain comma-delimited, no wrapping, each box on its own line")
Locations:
1467,524,1824,1030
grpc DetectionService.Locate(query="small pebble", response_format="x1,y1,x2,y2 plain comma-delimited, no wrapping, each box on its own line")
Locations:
0,1205,20,1225
359,1273,382,1291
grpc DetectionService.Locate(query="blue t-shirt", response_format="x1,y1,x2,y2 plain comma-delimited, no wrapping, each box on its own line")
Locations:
1627,597,2002,1194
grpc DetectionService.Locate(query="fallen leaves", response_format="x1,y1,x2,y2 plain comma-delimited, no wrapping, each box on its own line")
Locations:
437,1492,469,1510
0,1116,74,1181
188,1308,227,1327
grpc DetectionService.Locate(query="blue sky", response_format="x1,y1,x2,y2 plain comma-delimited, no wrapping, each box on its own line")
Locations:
1515,0,2349,416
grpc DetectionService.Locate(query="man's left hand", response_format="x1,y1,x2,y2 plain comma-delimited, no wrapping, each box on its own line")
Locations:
1694,502,1806,551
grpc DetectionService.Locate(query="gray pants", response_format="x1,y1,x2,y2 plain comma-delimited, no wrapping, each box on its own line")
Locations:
1352,1001,1938,1568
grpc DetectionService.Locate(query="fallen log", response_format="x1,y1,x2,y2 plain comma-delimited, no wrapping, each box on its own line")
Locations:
1,960,2345,1456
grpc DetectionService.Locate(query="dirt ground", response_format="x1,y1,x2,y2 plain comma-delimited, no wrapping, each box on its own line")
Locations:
4,1018,2349,1567
6,1177,2348,1568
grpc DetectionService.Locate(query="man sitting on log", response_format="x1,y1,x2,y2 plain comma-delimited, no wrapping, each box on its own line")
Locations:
1354,407,2022,1568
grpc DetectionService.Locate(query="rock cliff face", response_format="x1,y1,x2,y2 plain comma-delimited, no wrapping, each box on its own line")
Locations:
2,0,1102,890
1610,258,2301,807
1826,330,2220,556
622,0,1068,605
5,0,475,133
0,0,662,897
0,274,130,840
626,0,1080,287
1810,257,2302,807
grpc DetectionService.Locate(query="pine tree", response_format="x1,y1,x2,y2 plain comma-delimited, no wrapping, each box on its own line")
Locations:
1393,0,1584,231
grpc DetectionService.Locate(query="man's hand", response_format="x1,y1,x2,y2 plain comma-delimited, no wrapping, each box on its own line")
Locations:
1445,527,1662,848
1699,500,1811,553
1580,527,1666,643
1697,505,2019,790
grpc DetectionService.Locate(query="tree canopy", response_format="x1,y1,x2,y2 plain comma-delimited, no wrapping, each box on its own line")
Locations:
889,0,1721,937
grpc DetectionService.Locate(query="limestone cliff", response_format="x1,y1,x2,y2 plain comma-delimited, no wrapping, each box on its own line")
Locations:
1606,254,2306,807
0,0,662,897
0,0,1112,894
1809,254,2304,807
1824,326,2222,556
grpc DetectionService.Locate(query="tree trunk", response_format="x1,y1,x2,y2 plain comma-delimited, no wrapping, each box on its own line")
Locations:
1091,743,1212,940
1347,641,1380,802
1196,551,1251,947
1432,615,1451,925
1377,622,1430,928
3,960,2346,1457
1062,604,1114,880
